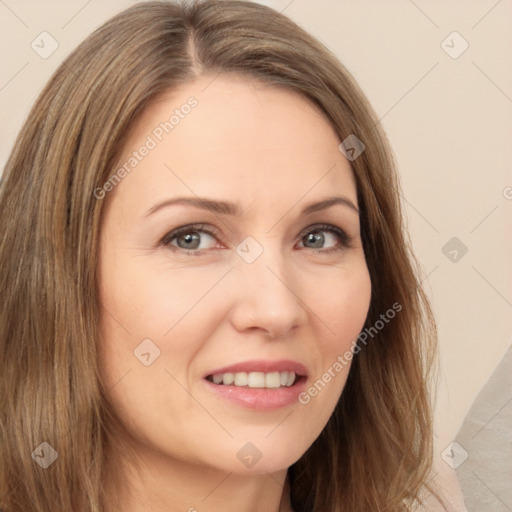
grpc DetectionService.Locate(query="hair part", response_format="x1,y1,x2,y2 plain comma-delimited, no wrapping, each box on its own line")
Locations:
0,1,441,510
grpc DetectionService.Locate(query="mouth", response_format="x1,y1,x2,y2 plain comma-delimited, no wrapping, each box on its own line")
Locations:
202,360,308,410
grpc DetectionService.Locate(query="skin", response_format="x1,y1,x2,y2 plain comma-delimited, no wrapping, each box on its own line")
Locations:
97,73,372,512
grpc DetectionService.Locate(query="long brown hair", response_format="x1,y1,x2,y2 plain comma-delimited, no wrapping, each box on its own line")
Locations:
0,1,439,510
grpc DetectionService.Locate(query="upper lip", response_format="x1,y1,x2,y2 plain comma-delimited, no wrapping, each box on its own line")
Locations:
204,359,308,378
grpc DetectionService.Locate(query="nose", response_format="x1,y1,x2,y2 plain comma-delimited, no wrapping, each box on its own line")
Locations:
228,245,307,339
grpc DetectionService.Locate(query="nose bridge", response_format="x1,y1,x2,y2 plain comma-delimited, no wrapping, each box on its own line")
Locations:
230,236,306,337
238,234,290,291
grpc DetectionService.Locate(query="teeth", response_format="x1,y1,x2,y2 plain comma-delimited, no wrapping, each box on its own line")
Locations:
234,372,248,386
210,371,296,388
223,373,234,385
265,371,281,388
247,372,265,387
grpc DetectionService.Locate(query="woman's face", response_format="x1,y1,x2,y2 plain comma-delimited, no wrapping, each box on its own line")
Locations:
98,74,371,476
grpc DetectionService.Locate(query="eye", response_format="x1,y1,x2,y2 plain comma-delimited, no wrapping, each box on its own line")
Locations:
297,224,352,253
161,224,220,253
160,222,353,255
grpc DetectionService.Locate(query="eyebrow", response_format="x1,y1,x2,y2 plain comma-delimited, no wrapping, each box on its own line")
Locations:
145,195,359,217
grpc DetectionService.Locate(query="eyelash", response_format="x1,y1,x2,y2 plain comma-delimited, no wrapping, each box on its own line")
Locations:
160,223,353,256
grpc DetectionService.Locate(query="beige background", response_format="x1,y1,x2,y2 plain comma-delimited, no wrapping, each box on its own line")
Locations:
1,0,511,508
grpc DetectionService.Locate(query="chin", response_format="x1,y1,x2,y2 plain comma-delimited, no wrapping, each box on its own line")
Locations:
200,435,309,476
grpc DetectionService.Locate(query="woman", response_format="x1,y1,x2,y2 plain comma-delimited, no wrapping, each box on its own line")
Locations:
0,1,443,510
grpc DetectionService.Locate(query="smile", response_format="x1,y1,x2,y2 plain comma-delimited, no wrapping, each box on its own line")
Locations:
203,359,308,410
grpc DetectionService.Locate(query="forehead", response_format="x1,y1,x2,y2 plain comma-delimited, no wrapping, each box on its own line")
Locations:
110,73,357,212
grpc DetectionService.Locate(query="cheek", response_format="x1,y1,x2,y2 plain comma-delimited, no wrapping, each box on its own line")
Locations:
122,265,230,333
98,258,230,373
292,264,371,441
96,261,225,436
313,263,372,352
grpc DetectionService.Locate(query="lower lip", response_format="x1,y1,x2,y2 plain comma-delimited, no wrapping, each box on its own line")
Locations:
203,377,307,410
